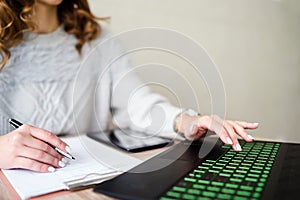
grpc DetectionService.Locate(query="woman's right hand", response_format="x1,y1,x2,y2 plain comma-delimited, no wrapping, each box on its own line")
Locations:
0,124,70,173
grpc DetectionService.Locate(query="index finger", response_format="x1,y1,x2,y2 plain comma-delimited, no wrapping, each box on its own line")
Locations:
20,125,70,154
235,121,259,129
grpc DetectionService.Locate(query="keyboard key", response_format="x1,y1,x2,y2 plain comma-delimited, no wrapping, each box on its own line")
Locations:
182,194,196,200
241,181,256,187
197,198,212,200
238,166,249,170
252,166,263,170
230,178,243,183
235,156,244,160
241,163,251,167
187,189,201,195
226,166,236,170
233,174,245,178
220,173,231,177
198,180,210,185
206,160,216,163
222,188,235,194
257,160,266,163
253,192,261,198
233,196,248,200
207,186,220,192
184,177,197,183
214,175,228,182
203,162,213,166
160,197,173,200
166,191,181,198
202,172,215,180
255,187,263,192
223,169,234,173
222,145,231,149
202,191,216,198
240,185,254,191
194,169,206,174
192,184,206,190
250,169,262,174
178,181,191,187
173,186,186,192
262,174,268,178
198,166,209,170
260,178,267,182
225,183,239,189
245,177,258,182
208,169,219,174
195,174,202,178
229,163,239,166
248,173,260,178
237,190,251,197
216,162,226,166
257,182,265,187
217,193,232,200
212,166,223,170
211,181,225,187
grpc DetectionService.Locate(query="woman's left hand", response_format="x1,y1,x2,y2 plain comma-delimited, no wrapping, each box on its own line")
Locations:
176,115,259,151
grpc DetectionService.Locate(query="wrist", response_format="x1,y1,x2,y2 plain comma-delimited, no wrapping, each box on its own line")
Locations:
173,109,200,135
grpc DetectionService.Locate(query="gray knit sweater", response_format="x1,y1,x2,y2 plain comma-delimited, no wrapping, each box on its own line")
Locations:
0,26,182,138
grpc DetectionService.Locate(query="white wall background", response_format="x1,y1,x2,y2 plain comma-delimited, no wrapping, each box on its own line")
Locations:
89,0,300,142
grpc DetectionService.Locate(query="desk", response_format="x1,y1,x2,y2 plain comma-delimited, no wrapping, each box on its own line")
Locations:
0,141,175,200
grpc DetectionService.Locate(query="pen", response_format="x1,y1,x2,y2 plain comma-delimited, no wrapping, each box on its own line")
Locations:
8,118,75,160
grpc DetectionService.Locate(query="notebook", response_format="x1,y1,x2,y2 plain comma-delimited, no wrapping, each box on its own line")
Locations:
2,135,141,199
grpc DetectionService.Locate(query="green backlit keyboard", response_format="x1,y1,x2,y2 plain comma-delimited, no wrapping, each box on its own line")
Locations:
160,141,281,200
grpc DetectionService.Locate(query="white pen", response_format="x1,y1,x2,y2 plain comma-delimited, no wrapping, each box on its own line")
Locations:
9,118,75,160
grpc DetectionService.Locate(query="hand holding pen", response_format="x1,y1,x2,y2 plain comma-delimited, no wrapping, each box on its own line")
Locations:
0,119,74,173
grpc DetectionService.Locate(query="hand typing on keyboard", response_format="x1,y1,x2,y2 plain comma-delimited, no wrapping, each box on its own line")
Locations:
175,115,259,151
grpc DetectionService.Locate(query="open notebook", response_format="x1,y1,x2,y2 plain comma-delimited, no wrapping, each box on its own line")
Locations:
2,135,141,199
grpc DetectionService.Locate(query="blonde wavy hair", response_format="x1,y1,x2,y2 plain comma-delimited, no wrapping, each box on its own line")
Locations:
0,0,108,72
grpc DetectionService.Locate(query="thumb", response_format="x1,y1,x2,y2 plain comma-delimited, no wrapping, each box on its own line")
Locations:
184,121,199,141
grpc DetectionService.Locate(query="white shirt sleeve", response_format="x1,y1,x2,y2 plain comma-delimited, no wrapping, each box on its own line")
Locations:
103,35,185,140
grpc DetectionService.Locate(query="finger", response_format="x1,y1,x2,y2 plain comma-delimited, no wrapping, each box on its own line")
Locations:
223,122,242,151
184,124,199,140
228,121,254,142
20,125,70,154
199,116,236,147
13,157,57,173
19,145,65,168
235,121,259,129
208,121,233,146
23,136,63,159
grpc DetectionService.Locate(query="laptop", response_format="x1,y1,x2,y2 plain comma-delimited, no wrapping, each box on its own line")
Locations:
93,133,300,200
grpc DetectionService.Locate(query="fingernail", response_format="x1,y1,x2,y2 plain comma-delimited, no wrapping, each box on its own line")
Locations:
226,137,233,145
253,122,259,126
48,166,55,172
236,144,242,151
65,146,71,154
58,161,66,168
61,158,68,163
248,135,254,140
190,125,198,133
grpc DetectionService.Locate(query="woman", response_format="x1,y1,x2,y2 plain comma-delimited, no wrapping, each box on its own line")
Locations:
0,0,258,173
